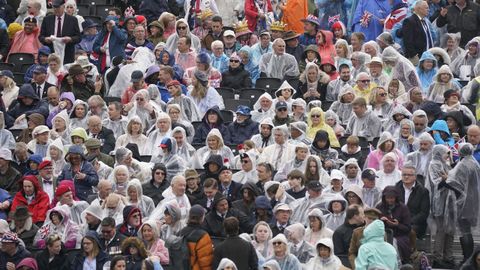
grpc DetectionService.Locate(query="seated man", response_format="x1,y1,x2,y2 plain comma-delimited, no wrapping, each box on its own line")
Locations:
86,115,116,154
259,38,299,80
345,97,382,141
332,204,365,268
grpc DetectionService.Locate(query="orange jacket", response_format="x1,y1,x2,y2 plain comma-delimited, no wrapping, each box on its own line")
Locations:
187,228,214,270
281,0,308,34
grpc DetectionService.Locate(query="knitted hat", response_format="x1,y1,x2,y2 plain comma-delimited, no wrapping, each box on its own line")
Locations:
166,80,181,87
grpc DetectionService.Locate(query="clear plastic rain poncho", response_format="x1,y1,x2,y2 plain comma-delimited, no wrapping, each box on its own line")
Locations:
445,143,480,230
382,46,420,91
424,145,454,233
108,47,156,97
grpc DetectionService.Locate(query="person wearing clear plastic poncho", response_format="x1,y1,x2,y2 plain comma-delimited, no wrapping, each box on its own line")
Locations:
108,47,156,98
424,144,455,267
381,46,420,92
444,143,480,261
151,137,187,183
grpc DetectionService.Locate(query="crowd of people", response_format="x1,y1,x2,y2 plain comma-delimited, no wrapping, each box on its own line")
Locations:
0,0,480,269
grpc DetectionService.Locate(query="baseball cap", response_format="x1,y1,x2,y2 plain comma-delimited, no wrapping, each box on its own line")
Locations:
223,30,235,37
275,101,288,110
131,70,144,83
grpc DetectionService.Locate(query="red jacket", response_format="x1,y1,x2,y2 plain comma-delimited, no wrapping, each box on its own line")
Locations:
121,83,148,105
11,175,50,224
244,0,273,32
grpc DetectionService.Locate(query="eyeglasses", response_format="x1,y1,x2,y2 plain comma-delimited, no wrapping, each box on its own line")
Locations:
272,242,284,246
402,173,415,177
359,80,370,83
378,93,387,97
177,26,187,30
230,60,240,63
311,115,321,118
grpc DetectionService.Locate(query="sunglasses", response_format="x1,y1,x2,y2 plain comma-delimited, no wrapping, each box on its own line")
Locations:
359,80,370,83
277,108,287,112
272,242,284,246
311,115,321,118
177,26,187,30
230,59,240,63
378,93,387,97
155,171,165,175
241,160,250,164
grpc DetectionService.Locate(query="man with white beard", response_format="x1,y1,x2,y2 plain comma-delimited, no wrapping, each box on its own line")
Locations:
406,133,435,180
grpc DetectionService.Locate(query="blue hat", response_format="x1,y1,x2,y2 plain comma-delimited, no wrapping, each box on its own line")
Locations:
38,46,51,56
66,145,86,161
0,70,13,79
236,105,251,116
33,65,47,74
159,137,172,152
82,19,98,30
28,154,43,164
196,52,211,66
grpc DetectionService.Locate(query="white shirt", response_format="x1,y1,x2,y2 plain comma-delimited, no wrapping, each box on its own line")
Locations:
42,178,54,203
54,14,65,37
403,182,416,203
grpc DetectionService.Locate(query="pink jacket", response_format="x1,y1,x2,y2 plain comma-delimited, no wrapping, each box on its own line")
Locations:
365,149,404,170
148,239,170,265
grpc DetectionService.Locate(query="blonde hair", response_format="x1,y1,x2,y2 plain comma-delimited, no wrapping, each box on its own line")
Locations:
190,79,208,100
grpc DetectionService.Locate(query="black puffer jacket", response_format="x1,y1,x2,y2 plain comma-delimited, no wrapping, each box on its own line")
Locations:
220,64,252,90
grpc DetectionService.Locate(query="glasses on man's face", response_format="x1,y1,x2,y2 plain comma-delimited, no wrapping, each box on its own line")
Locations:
101,229,113,234
230,60,239,63
277,108,287,112
402,173,415,177
177,26,187,30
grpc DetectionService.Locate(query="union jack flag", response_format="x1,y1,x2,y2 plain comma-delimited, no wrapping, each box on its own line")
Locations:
384,7,408,31
452,136,466,161
328,14,340,25
360,11,372,28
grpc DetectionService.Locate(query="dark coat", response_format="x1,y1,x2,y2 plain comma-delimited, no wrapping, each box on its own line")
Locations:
39,14,81,64
402,14,429,58
86,127,116,155
142,179,170,205
333,222,363,268
7,84,49,128
31,81,55,100
436,0,480,47
296,80,328,103
395,180,430,238
66,81,97,103
36,245,69,270
72,251,108,270
0,246,31,270
193,106,231,144
227,118,259,145
218,180,243,203
286,44,305,63
203,208,252,239
270,221,290,237
58,161,99,201
220,65,252,90
99,232,127,258
213,236,259,270
139,0,170,22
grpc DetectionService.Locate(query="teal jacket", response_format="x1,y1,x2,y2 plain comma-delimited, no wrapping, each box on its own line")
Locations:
355,220,398,270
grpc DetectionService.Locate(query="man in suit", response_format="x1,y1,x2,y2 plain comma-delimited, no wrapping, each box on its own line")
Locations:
402,0,434,65
395,164,430,238
270,203,292,237
86,115,115,155
99,217,126,258
36,160,55,203
38,0,81,64
218,167,242,202
195,177,218,212
30,66,54,100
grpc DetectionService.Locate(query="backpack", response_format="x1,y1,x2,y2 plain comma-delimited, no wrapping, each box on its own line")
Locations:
180,228,206,270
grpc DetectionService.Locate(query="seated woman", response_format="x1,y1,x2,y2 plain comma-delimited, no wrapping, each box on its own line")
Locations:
304,209,333,246
266,233,302,270
440,89,476,126
126,179,155,218
191,128,235,169
330,86,356,126
369,86,392,124
396,119,418,156
192,106,231,145
427,65,460,103
72,231,109,270
220,53,252,90
187,70,225,116
125,89,162,132
145,112,173,158
306,107,340,147
365,131,404,171
304,155,331,187
11,175,50,225
50,110,71,145
160,203,185,268
69,100,89,130
102,193,126,226
46,139,65,180
297,62,329,103
304,238,342,270
138,220,169,265
167,104,195,143
273,81,296,113
376,186,412,263
121,237,149,270
34,205,80,249
115,116,148,155
35,234,69,270
309,130,339,171
57,145,99,201
114,147,151,182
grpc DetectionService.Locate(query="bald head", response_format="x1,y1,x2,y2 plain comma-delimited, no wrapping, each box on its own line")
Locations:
468,125,480,145
273,38,286,55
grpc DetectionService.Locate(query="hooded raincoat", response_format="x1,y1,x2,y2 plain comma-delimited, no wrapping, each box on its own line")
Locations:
305,238,343,270
381,46,420,91
304,208,334,246
427,65,460,103
126,179,155,219
191,128,235,169
306,107,340,147
34,205,80,249
416,51,438,94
